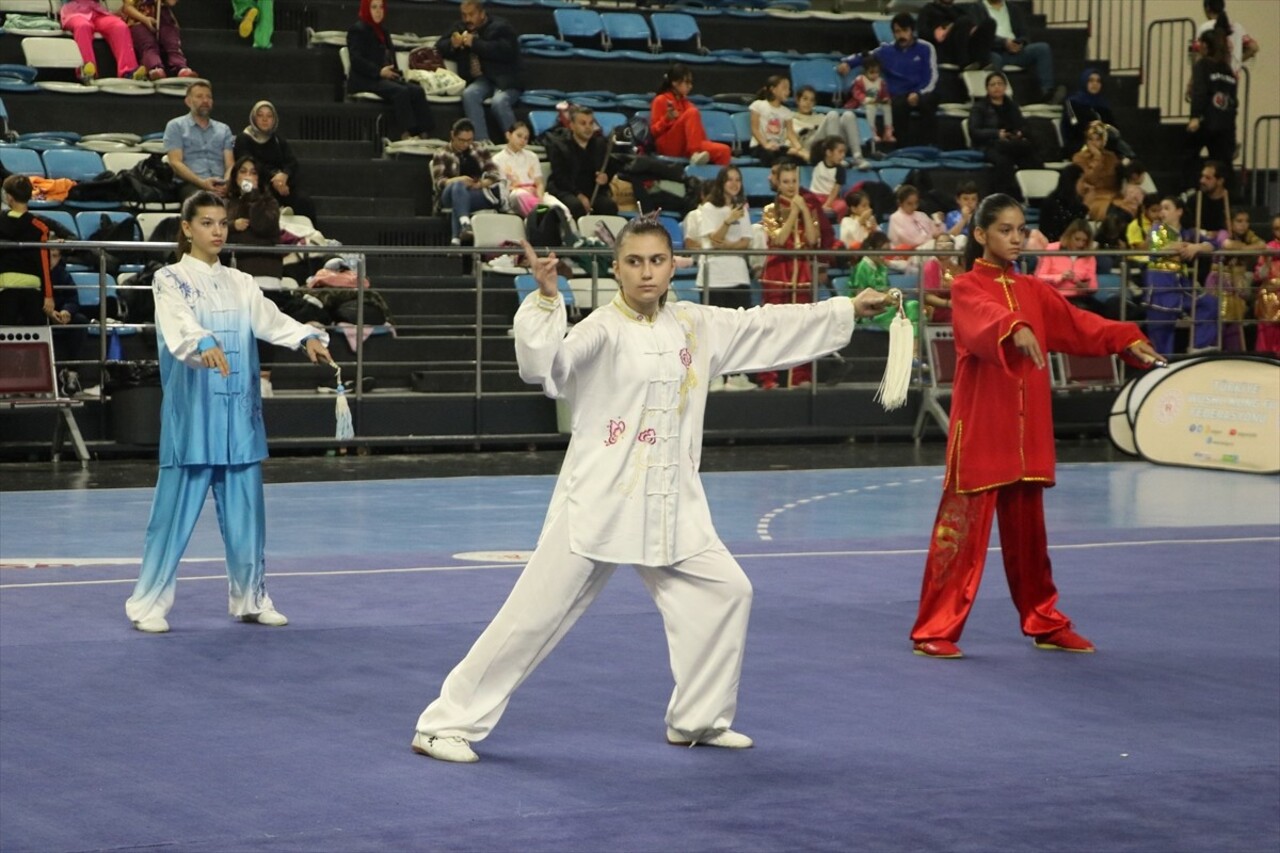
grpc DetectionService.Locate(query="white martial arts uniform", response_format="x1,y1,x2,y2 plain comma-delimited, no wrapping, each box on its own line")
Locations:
125,254,328,624
417,291,857,742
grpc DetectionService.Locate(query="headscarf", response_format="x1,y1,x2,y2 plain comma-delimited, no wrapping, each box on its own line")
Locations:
243,100,278,145
1069,68,1108,111
359,0,387,43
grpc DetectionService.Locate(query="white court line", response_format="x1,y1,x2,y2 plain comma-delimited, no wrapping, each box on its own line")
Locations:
2,537,1275,590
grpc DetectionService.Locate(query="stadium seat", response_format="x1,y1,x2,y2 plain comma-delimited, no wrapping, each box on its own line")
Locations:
34,210,78,239
42,148,105,182
593,111,627,137
514,273,575,306
527,110,561,140
730,110,753,150
102,151,150,173
789,59,841,106
136,211,177,242
553,9,606,49
601,13,654,53
69,271,119,309
0,145,45,176
338,47,384,102
649,13,704,54
738,166,774,203
1015,169,1060,203
872,18,895,45
963,69,1011,101
700,110,738,148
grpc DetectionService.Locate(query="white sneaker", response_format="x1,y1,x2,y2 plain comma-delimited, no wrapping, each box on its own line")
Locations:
723,374,755,391
132,616,170,633
708,376,727,392
260,377,274,398
77,385,102,399
412,732,479,763
666,728,754,749
690,150,711,166
239,609,288,626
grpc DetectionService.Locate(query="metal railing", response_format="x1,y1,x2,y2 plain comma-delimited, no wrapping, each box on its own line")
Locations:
5,238,1277,451
1142,17,1195,120
1037,0,1145,74
1248,115,1280,209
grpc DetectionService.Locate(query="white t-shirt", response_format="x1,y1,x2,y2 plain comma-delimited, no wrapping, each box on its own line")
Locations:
696,201,753,288
810,162,841,197
1197,20,1251,73
749,100,793,148
492,147,542,190
839,215,876,247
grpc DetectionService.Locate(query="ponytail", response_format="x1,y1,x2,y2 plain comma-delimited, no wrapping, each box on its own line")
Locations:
964,192,1023,270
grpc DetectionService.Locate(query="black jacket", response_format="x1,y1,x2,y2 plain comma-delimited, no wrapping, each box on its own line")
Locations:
233,133,300,186
226,192,282,279
435,14,522,91
970,0,1032,43
346,20,396,93
1190,58,1237,133
968,97,1026,147
546,130,618,199
0,211,52,297
917,1,978,41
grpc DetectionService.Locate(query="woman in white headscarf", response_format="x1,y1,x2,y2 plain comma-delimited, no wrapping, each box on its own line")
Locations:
233,100,317,221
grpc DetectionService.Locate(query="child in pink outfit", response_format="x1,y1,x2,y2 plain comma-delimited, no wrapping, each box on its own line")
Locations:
847,56,895,143
1034,220,1104,315
60,0,143,81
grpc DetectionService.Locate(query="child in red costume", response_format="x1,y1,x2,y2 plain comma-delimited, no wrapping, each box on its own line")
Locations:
911,193,1164,659
758,161,821,389
649,64,731,167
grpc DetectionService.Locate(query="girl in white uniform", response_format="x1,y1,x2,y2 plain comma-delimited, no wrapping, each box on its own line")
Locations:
125,192,332,633
413,220,888,762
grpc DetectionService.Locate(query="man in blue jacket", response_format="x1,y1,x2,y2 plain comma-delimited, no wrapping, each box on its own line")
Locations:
838,13,939,148
436,0,522,142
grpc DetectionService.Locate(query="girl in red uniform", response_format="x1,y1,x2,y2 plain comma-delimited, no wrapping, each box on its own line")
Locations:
649,64,731,167
758,162,821,389
911,194,1163,659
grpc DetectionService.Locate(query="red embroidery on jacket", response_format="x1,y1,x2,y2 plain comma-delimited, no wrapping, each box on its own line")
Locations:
605,418,626,445
637,428,657,445
679,347,692,368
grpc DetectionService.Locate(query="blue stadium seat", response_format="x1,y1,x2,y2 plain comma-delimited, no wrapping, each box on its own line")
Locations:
739,166,774,202
42,148,105,182
34,210,78,239
593,111,627,137
730,111,752,149
0,146,45,176
515,273,575,307
699,110,737,148
650,13,703,54
70,271,119,309
873,18,894,45
553,8,606,48
683,164,721,183
527,110,561,139
75,211,140,265
790,59,841,105
601,13,653,52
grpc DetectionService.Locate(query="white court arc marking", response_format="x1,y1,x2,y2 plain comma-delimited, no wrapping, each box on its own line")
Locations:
755,475,943,541
2,537,1275,590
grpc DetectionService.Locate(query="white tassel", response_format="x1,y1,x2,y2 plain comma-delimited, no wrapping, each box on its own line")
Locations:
331,363,355,440
875,289,914,411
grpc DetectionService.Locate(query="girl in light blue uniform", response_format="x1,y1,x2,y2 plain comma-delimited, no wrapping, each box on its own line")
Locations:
125,192,332,633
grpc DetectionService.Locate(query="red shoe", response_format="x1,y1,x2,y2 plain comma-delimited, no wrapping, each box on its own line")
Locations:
1033,627,1095,653
913,639,963,658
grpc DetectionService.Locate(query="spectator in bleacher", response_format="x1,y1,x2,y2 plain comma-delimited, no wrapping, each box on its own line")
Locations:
124,191,332,634
794,86,866,165
968,71,1041,200
1144,194,1220,355
807,137,849,221
1184,160,1232,237
943,181,979,238
493,120,549,217
1039,164,1089,244
231,0,274,50
1033,218,1104,314
695,166,754,314
233,101,317,222
838,189,880,250
1254,215,1280,354
849,231,921,337
432,119,502,245
348,0,434,140
60,0,146,83
1061,69,1132,158
972,0,1065,103
921,232,959,323
917,0,996,71
748,76,808,165
436,0,522,143
1071,120,1121,220
547,106,620,220
649,64,730,167
1195,0,1259,76
846,57,894,145
888,184,943,266
165,81,235,200
1185,29,1237,190
226,156,287,397
0,176,56,327
1213,209,1265,350
757,162,820,389
837,14,939,148
121,0,197,81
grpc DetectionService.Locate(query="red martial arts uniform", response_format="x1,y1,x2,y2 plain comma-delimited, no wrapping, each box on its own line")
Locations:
759,195,820,388
911,258,1150,644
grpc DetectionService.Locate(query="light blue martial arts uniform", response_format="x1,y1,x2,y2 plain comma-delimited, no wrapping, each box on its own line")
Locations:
125,254,328,626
